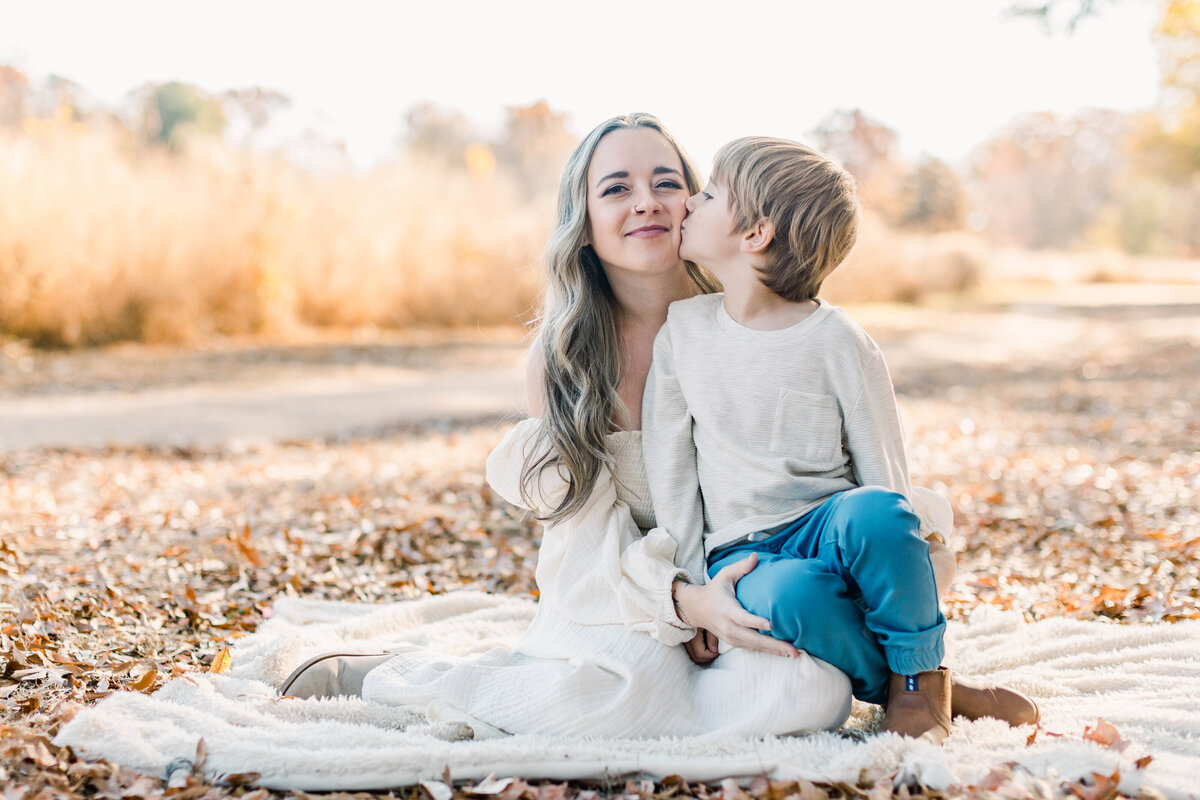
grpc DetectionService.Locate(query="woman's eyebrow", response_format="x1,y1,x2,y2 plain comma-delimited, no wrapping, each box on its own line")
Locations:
595,166,682,188
595,170,628,187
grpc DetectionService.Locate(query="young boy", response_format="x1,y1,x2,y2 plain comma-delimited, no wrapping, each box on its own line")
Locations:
643,137,1036,743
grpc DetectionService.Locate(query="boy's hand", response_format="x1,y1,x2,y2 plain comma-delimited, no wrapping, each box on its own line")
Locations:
684,629,719,664
675,555,800,659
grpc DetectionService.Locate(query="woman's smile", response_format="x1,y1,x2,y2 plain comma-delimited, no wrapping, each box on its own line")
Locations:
626,224,669,238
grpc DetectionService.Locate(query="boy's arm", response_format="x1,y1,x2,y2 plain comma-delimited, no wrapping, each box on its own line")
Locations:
844,348,913,497
845,348,956,598
641,321,708,586
640,316,806,660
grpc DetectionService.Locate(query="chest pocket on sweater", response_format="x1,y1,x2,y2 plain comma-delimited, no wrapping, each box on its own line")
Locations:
769,390,843,465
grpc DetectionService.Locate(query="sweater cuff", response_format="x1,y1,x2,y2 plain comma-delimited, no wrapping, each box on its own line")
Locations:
618,529,695,645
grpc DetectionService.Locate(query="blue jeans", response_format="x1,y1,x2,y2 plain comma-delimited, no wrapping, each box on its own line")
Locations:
706,486,945,704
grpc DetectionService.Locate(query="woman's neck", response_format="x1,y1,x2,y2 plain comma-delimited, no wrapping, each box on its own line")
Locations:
606,267,698,331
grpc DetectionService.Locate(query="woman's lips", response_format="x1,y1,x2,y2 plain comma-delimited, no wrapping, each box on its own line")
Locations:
626,226,669,238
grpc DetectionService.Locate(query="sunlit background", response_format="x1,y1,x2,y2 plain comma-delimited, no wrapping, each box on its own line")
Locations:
1,0,1197,347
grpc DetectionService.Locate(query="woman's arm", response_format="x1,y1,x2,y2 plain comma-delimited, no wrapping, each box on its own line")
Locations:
526,341,547,417
492,347,695,645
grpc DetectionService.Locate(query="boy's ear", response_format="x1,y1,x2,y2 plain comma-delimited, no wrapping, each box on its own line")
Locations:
740,219,774,254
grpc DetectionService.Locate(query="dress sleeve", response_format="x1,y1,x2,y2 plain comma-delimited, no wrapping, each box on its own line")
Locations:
485,419,695,646
641,321,708,587
911,486,957,600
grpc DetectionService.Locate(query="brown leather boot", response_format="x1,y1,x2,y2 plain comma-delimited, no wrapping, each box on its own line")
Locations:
951,675,1040,727
879,666,952,744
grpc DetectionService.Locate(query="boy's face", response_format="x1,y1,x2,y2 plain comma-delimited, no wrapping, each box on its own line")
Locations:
679,179,742,272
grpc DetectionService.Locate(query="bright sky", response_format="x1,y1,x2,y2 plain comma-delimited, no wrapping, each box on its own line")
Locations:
1,0,1163,170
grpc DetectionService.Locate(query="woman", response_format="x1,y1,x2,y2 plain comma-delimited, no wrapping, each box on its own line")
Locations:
280,113,855,737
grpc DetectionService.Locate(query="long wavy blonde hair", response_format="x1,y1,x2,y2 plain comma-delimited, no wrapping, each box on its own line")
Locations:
520,113,719,523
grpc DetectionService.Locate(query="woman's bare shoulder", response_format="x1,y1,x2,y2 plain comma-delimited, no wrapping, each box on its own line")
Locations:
525,338,547,417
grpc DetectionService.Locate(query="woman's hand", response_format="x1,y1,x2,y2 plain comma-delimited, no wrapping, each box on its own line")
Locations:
673,554,800,658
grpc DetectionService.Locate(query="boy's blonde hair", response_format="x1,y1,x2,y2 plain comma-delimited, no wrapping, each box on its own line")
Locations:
712,137,859,302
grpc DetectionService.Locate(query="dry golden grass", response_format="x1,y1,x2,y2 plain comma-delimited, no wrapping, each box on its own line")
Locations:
823,212,990,305
0,125,548,347
8,124,1191,349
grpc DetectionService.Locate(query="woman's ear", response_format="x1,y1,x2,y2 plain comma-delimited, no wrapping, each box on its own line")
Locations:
741,219,774,254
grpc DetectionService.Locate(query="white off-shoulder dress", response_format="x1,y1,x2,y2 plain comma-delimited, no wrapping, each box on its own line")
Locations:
361,419,855,738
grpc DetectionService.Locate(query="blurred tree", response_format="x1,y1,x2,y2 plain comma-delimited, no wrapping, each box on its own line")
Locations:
27,74,87,122
1157,0,1200,98
970,110,1132,248
494,100,575,197
1006,0,1200,253
812,108,898,187
401,102,476,166
0,65,30,126
221,86,292,148
1136,105,1200,178
811,109,904,218
1138,0,1200,178
1123,1,1200,254
131,81,226,147
1007,0,1114,31
896,156,967,231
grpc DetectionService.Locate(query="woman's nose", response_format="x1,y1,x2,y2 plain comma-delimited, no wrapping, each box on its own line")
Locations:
633,186,662,214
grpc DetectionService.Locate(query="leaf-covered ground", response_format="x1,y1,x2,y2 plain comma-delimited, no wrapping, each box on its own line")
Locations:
2,289,1198,799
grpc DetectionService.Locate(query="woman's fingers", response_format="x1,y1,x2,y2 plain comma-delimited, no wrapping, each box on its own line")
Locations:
703,553,800,658
715,552,759,584
721,626,799,657
735,611,773,632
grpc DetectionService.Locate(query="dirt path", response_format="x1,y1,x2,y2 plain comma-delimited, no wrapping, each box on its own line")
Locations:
1,284,1196,450
0,332,528,449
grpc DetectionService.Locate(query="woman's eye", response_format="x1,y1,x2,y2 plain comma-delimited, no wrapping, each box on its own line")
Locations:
656,180,683,190
601,184,628,196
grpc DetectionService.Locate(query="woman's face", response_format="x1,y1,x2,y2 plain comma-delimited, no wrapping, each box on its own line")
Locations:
585,127,689,280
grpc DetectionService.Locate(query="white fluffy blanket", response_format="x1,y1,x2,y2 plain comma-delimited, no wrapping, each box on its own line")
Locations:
55,593,1200,798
